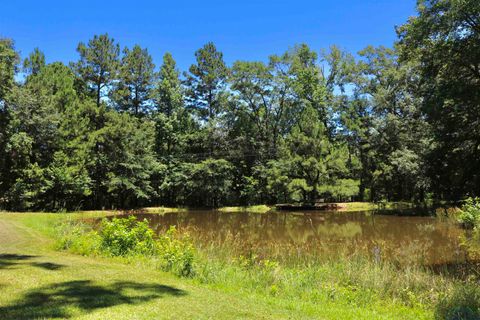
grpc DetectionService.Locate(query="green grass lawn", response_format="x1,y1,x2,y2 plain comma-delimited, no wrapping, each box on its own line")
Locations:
0,212,434,319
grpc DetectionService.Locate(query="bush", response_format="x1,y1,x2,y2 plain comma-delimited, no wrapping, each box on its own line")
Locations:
458,198,480,229
100,216,155,256
56,216,196,277
156,226,195,277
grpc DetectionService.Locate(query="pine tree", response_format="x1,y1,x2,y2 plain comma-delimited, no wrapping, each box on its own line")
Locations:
185,42,228,121
112,45,155,115
73,33,120,108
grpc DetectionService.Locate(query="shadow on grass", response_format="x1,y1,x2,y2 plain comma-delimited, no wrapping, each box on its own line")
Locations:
0,253,65,271
30,262,65,270
0,280,186,319
0,254,37,269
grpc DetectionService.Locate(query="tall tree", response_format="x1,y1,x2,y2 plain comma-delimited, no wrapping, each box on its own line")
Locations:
154,52,182,117
398,0,480,199
230,60,276,161
275,106,358,203
4,84,63,210
152,53,195,205
97,111,158,208
185,42,229,121
111,45,155,115
230,51,299,160
73,33,120,108
0,38,19,204
284,44,329,131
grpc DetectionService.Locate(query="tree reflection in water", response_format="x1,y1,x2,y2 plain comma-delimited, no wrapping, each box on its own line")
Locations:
103,209,469,266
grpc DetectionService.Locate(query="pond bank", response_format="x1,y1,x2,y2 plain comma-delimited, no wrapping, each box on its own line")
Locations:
221,201,431,213
25,201,437,217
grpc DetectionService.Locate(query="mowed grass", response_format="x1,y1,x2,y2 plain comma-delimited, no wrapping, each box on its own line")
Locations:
0,212,433,319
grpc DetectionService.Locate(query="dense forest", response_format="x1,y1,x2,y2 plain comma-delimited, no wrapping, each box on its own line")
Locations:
0,0,478,210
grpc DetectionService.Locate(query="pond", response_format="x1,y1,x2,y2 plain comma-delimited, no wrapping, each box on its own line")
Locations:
108,209,472,266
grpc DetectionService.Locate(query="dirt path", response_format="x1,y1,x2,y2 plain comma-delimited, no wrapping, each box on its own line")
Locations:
0,218,22,248
0,215,49,254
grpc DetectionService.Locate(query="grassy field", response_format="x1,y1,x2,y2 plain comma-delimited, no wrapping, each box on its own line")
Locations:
0,211,476,319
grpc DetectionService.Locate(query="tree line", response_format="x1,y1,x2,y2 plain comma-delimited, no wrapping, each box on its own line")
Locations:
0,0,478,210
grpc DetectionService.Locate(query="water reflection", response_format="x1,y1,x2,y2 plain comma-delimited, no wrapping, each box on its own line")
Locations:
109,210,469,266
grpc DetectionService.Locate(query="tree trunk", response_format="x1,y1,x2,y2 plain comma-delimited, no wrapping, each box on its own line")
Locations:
96,84,101,108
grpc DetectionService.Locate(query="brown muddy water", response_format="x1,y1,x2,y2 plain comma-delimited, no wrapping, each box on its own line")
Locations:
108,210,473,266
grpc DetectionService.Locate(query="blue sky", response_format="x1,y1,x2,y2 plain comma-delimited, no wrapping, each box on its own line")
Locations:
1,0,416,71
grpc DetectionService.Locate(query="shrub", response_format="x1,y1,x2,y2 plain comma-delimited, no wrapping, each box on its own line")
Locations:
100,216,155,256
458,197,480,229
56,216,196,277
156,226,195,277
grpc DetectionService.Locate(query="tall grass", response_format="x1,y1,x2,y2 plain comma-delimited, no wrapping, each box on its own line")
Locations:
193,234,455,309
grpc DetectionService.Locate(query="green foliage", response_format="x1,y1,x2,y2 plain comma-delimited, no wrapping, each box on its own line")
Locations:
0,38,18,102
100,216,155,256
0,39,19,205
26,62,78,111
270,106,359,202
156,226,195,277
154,52,183,116
23,47,45,76
111,45,155,115
398,0,480,200
155,160,190,205
332,43,432,202
44,151,92,208
185,42,229,120
7,162,49,210
96,111,158,207
55,216,196,277
186,159,234,207
458,197,480,229
73,33,120,107
263,161,290,203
